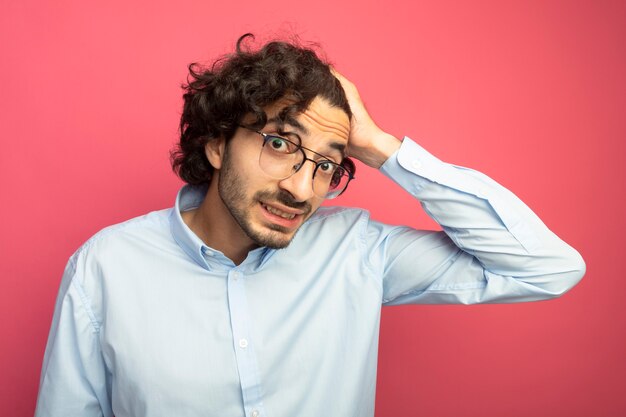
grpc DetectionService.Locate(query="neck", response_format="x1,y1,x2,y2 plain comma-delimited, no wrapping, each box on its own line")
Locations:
181,181,257,265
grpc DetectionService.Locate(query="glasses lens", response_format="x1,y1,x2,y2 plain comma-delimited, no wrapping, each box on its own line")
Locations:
259,135,302,179
256,131,354,199
313,162,351,199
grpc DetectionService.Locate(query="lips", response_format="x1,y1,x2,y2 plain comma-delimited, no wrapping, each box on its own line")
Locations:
262,203,297,219
259,201,306,229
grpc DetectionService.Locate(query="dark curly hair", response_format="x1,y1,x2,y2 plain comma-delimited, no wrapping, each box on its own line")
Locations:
170,33,352,185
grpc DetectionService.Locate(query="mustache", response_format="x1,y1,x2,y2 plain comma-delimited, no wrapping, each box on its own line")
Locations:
256,190,312,214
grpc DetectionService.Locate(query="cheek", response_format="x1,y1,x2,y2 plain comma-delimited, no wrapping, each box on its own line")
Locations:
222,147,263,188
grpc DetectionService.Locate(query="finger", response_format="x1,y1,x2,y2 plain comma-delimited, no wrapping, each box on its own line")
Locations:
329,66,342,78
330,68,360,101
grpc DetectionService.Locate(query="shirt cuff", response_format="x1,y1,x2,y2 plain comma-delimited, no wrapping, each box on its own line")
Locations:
379,136,448,194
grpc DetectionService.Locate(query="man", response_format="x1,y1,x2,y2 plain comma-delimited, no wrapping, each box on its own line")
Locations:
35,34,585,417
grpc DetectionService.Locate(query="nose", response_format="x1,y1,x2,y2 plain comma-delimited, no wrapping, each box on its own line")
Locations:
278,159,317,202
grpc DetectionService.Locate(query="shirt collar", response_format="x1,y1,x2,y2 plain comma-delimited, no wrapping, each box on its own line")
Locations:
169,184,276,271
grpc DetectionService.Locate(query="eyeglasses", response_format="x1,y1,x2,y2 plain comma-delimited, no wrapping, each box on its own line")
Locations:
247,129,355,199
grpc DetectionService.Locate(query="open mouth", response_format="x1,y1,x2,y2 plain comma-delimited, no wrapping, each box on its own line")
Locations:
260,203,298,220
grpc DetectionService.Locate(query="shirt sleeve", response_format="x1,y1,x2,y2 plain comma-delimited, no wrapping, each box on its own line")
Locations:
367,137,585,305
35,251,113,417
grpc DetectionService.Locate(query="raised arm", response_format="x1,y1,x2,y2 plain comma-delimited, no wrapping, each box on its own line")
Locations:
334,70,585,305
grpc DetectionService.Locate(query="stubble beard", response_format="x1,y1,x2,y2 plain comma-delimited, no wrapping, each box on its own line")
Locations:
217,150,313,250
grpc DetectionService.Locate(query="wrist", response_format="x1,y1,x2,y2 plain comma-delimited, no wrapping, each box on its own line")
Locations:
355,132,401,169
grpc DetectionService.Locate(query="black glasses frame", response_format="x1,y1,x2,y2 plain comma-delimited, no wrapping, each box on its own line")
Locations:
246,129,355,199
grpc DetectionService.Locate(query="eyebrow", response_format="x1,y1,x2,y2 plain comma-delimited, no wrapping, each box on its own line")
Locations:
266,116,347,159
327,142,347,157
267,115,308,135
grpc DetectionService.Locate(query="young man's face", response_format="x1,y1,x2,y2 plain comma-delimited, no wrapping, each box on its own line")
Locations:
210,96,351,249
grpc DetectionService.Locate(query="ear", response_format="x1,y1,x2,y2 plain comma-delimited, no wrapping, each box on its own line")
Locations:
205,137,226,170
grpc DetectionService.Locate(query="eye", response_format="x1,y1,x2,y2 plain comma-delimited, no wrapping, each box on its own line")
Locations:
319,161,332,172
265,135,297,154
317,160,338,176
269,137,287,150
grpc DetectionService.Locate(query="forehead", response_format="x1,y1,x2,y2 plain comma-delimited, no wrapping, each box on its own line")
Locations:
266,96,351,144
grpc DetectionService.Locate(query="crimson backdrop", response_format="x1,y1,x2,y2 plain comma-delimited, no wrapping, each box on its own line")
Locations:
1,1,624,416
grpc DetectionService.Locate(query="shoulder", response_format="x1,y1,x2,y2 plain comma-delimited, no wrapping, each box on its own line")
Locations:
70,208,173,266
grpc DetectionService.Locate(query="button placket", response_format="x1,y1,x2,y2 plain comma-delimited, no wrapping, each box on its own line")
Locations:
226,269,266,417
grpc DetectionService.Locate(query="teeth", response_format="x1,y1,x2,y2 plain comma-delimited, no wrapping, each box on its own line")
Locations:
263,204,296,220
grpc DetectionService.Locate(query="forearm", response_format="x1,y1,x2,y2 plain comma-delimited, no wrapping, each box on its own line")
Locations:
379,137,585,299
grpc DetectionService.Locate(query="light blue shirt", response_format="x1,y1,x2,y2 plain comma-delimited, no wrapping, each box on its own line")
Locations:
35,138,585,417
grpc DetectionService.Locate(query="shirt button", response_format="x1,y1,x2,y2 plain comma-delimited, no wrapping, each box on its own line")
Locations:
411,160,422,169
232,272,240,280
239,338,248,348
251,410,259,417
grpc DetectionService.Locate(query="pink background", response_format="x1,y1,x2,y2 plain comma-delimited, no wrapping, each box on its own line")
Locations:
1,0,624,416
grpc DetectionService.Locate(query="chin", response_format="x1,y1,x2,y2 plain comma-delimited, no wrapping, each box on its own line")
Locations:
250,224,299,249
